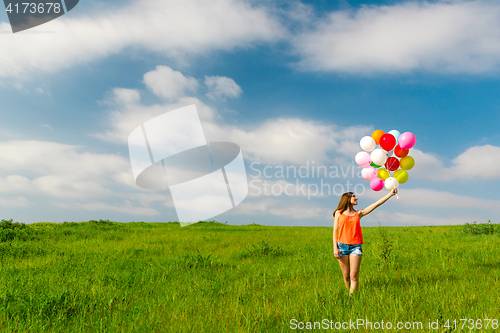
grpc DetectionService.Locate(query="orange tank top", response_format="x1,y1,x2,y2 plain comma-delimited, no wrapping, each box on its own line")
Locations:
337,211,363,245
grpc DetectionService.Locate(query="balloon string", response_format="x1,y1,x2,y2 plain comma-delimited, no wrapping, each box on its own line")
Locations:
387,150,399,199
391,177,399,199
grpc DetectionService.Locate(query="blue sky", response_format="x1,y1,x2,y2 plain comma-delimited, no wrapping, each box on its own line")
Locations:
1,0,499,226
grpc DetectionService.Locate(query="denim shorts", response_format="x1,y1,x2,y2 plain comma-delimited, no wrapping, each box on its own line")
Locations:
337,242,362,256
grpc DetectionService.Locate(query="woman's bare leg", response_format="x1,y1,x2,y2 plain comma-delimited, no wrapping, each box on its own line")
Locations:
349,255,362,294
337,256,350,290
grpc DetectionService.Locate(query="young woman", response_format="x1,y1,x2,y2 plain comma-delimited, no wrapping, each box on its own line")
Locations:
333,189,397,295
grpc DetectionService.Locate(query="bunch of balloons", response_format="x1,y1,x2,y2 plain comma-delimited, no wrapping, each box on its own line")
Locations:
355,130,416,192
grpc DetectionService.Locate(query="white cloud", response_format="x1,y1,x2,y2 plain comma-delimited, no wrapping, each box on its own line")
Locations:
203,119,371,165
336,140,365,158
365,210,476,226
50,200,159,216
393,188,500,209
33,176,114,198
205,75,243,100
280,1,316,26
404,148,450,181
409,145,500,181
0,175,32,193
97,73,371,166
293,0,500,73
269,205,325,219
229,185,496,224
86,67,500,226
144,66,199,100
123,193,170,207
226,198,276,216
0,0,284,78
108,103,369,165
110,88,141,105
0,140,131,199
449,144,500,179
205,118,337,164
227,198,326,219
76,201,160,216
0,196,29,207
97,68,500,183
0,140,175,217
94,66,377,167
92,96,218,143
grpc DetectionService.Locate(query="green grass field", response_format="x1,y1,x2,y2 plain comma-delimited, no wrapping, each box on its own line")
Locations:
1,219,499,332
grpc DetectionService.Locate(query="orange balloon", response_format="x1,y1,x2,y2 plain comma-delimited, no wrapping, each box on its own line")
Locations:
371,130,385,145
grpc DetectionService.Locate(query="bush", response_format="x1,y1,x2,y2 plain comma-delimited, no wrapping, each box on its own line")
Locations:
88,219,115,225
0,219,35,242
191,220,228,226
87,219,121,229
462,221,496,235
62,221,83,227
0,230,16,242
0,219,27,230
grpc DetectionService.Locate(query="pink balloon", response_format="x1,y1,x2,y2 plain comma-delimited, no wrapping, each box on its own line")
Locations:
370,178,384,191
398,132,416,150
355,151,371,167
362,166,377,181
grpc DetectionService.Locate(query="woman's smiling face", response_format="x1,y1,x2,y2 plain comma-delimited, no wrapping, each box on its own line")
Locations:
351,194,358,206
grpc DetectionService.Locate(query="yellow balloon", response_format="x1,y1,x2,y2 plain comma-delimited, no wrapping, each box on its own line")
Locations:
400,156,415,170
377,168,390,181
393,169,409,184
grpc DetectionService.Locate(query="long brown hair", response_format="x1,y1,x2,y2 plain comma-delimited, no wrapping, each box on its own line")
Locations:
333,192,355,216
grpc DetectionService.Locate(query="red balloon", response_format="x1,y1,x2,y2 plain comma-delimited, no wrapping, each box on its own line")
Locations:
379,133,396,151
394,145,409,158
385,157,400,171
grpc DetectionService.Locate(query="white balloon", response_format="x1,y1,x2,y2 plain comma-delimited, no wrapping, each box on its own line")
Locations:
355,151,371,167
360,136,376,151
371,149,388,166
385,177,399,190
388,130,401,144
361,166,377,180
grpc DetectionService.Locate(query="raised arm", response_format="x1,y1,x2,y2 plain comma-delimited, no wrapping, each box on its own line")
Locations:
358,188,397,218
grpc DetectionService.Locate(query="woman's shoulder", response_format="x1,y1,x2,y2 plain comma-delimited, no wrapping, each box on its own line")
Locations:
341,210,357,217
333,210,342,217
